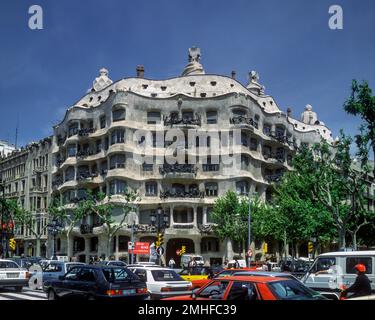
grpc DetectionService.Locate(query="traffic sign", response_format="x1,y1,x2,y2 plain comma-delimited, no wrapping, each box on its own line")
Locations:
157,246,165,255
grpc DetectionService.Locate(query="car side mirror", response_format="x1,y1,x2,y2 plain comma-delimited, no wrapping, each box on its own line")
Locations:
58,275,65,280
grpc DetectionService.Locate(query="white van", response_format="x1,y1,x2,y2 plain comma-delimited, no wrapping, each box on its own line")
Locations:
302,250,375,299
180,254,204,268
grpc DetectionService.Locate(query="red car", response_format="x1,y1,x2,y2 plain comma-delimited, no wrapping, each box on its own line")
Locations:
163,276,327,300
190,268,256,290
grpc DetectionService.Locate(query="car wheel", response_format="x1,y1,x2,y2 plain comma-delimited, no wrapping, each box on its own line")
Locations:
48,289,58,300
14,286,23,292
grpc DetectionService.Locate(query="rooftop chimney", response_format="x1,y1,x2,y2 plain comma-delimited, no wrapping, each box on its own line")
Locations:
231,70,236,79
136,65,145,78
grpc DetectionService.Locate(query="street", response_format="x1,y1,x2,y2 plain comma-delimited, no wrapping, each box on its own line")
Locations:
0,287,46,301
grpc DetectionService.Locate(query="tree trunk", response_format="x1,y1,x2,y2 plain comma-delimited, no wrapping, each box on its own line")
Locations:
106,234,112,259
225,238,234,261
35,238,41,257
338,227,346,250
66,230,72,259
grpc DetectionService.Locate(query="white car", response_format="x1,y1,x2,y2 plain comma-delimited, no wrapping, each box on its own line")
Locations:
129,266,192,299
0,259,29,292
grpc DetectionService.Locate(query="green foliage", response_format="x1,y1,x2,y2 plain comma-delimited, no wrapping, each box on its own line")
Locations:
344,80,375,173
210,190,281,243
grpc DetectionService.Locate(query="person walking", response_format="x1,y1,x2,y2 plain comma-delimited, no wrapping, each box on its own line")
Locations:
168,257,176,269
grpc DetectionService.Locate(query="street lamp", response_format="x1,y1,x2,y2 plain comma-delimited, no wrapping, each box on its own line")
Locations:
47,218,63,260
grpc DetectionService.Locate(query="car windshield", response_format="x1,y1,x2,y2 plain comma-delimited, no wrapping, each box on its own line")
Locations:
103,268,138,283
198,281,230,298
151,270,184,281
0,261,19,268
268,280,325,300
67,263,84,272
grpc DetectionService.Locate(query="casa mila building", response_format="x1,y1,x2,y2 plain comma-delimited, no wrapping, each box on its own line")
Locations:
1,48,334,264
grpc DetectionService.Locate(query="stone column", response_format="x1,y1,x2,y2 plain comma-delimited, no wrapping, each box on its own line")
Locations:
194,238,201,254
169,205,174,226
203,207,208,225
193,206,198,228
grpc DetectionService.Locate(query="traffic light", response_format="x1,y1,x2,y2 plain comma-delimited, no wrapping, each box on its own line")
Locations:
308,242,314,253
180,245,186,255
263,242,268,253
9,238,16,251
157,233,164,247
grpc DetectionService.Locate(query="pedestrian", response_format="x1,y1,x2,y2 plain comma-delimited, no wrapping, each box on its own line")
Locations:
234,258,240,269
223,259,229,268
188,257,197,268
341,264,372,298
168,257,176,269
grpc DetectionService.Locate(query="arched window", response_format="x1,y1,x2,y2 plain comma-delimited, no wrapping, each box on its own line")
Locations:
206,111,217,124
147,111,161,124
263,123,272,136
109,179,127,195
110,129,125,145
250,138,258,151
236,180,249,195
145,181,158,196
205,182,218,197
100,115,106,129
65,166,75,182
109,154,126,169
112,106,126,122
68,123,79,137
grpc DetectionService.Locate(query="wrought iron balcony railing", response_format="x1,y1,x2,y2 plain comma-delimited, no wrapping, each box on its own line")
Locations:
159,163,197,175
78,128,96,137
202,164,220,172
263,152,285,163
230,116,259,129
80,224,93,234
160,189,205,199
163,115,201,127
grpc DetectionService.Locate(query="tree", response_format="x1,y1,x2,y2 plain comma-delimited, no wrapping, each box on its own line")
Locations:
211,190,281,259
48,197,86,259
210,191,247,259
49,189,139,259
74,189,139,259
11,203,57,257
273,132,374,250
344,80,375,176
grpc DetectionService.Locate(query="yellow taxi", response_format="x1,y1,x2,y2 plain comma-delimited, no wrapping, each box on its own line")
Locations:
179,267,214,281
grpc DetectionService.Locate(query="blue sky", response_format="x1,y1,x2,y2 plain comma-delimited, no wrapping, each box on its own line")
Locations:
0,0,374,156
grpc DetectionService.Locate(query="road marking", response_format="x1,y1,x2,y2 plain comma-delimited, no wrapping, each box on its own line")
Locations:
0,291,47,300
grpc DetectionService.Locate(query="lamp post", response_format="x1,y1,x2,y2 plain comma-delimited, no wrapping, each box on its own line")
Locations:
245,192,257,268
47,218,63,260
150,205,169,265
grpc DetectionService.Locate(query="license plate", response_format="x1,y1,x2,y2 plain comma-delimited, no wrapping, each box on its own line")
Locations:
6,273,19,279
123,289,136,295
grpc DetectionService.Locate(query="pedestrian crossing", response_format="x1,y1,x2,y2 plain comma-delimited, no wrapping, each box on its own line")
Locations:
0,288,47,300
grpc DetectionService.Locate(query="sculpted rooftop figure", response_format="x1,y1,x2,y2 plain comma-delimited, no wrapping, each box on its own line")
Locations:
181,47,205,76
